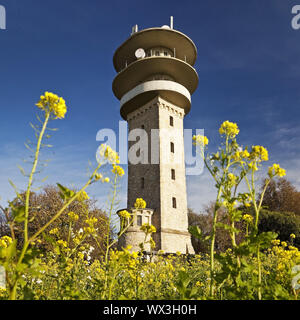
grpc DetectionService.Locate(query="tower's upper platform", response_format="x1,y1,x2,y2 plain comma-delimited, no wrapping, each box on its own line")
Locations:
112,24,199,119
113,27,197,72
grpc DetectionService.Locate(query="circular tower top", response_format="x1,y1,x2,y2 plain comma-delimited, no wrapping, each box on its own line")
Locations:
113,27,197,72
112,25,198,119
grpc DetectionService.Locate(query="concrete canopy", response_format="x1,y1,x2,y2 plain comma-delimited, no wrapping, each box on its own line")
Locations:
113,27,197,72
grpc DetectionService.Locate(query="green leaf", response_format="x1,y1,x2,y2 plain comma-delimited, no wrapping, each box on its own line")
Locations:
10,203,26,223
216,222,240,234
188,225,202,239
8,179,21,199
23,286,35,300
41,176,48,183
57,183,75,201
17,165,26,176
1,240,17,262
42,232,56,246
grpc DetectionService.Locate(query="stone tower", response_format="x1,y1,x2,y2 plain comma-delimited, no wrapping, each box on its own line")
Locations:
113,19,198,254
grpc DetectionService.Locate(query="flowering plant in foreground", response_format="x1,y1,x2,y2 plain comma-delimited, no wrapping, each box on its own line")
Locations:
0,97,299,300
0,92,124,300
191,120,300,300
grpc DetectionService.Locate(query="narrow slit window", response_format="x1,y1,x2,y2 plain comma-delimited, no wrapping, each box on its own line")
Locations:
155,51,160,56
171,169,175,180
172,197,177,209
141,177,145,189
170,116,174,126
170,142,174,153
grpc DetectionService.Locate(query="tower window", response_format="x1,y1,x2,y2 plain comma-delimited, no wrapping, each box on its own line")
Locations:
164,51,168,56
171,169,175,180
170,116,174,126
155,51,160,56
172,197,177,209
141,177,145,189
170,142,174,153
137,215,142,226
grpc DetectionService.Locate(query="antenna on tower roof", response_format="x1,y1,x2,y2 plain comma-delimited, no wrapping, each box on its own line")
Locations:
131,24,138,35
170,16,174,29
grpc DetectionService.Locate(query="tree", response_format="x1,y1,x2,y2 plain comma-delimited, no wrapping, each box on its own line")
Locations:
261,178,300,216
258,209,300,247
0,185,110,258
188,203,246,254
188,208,210,254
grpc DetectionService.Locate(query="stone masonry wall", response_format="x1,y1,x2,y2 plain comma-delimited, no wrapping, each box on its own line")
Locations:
125,96,194,254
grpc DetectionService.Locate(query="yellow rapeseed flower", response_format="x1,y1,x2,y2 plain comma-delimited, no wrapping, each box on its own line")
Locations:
77,190,89,202
268,163,286,178
192,135,209,147
248,161,258,171
112,164,125,177
249,145,269,162
49,228,59,235
140,223,156,234
0,235,13,248
227,173,237,186
134,198,146,209
243,214,253,224
241,149,250,158
36,91,67,119
219,120,239,138
118,210,131,219
232,149,250,162
131,252,139,259
99,144,120,164
94,173,103,181
57,240,67,248
281,241,287,248
68,211,79,222
271,239,280,246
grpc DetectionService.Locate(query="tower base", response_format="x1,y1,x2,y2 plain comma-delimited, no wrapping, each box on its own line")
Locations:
154,229,195,254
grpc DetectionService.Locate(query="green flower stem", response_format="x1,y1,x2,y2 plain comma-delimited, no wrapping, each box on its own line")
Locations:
67,221,72,246
243,167,271,300
102,173,118,300
209,186,223,297
9,163,101,300
24,112,50,243
257,245,262,300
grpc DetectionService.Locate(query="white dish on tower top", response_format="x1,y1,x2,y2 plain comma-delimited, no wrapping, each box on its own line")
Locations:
135,48,145,59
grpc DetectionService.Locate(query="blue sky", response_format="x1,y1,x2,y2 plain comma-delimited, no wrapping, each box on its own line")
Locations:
0,0,300,212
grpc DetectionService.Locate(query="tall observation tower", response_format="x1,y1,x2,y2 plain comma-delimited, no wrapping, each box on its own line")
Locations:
113,18,198,254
